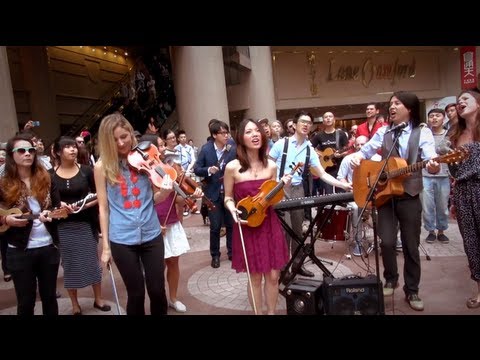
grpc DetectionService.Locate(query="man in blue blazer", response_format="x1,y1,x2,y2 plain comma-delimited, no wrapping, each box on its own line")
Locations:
194,120,236,268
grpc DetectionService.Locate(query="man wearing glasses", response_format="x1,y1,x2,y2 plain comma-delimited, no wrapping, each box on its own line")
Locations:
194,120,237,269
269,111,352,278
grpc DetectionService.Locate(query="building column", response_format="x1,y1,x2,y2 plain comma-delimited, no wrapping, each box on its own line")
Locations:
0,46,18,141
244,46,277,122
20,46,59,144
172,46,229,146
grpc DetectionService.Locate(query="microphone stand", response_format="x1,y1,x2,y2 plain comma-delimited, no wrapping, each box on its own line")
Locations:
354,130,404,315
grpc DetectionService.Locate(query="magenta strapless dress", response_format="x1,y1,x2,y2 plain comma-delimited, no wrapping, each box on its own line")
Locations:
231,179,289,274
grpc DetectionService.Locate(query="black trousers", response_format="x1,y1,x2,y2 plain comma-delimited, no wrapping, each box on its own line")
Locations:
7,244,60,315
208,194,233,259
110,234,167,315
377,195,422,296
0,233,9,276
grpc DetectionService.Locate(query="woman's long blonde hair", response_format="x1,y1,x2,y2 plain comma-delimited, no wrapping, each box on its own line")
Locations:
97,113,137,185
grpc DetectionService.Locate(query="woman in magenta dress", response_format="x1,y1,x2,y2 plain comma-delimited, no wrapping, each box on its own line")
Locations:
223,118,292,315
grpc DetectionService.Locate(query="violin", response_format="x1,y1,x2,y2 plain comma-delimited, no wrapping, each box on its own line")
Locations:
127,141,189,200
170,162,216,211
237,162,303,227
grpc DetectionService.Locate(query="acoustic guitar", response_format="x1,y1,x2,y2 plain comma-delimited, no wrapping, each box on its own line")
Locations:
315,145,355,170
0,193,97,232
353,148,469,209
0,207,68,232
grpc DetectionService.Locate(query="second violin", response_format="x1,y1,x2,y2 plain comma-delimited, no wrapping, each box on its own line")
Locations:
170,162,216,212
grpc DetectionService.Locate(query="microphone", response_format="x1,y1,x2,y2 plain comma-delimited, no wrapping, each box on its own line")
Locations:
385,122,408,134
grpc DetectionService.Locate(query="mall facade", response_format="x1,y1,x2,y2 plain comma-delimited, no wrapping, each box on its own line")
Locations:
0,46,478,145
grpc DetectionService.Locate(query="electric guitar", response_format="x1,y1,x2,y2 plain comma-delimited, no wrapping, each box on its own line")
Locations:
352,148,469,209
315,145,355,169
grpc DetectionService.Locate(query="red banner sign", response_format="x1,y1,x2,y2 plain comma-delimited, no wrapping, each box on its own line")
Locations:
460,46,477,90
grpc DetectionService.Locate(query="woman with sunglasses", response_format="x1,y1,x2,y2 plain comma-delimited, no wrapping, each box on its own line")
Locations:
0,143,11,283
0,133,61,315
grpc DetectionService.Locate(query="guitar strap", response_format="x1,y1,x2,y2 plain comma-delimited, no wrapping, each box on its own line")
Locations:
303,146,310,178
302,146,311,196
279,138,289,178
407,125,423,165
335,129,340,150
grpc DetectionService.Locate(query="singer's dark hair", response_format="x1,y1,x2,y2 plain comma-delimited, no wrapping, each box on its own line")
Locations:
235,118,268,174
427,108,445,117
293,110,314,124
389,91,421,128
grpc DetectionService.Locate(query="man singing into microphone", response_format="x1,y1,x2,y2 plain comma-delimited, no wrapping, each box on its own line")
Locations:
350,92,440,312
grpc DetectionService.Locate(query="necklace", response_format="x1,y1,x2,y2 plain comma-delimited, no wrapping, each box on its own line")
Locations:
251,164,262,178
118,169,141,209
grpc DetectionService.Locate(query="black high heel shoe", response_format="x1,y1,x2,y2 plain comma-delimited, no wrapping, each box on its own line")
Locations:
93,302,111,312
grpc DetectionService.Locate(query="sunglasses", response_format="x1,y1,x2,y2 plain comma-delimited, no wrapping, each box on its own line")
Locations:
12,147,37,154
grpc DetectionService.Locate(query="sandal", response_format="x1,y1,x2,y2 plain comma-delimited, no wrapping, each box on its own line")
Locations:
466,297,480,309
3,274,12,282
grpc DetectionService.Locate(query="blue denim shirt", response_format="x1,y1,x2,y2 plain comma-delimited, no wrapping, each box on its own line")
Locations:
107,163,161,245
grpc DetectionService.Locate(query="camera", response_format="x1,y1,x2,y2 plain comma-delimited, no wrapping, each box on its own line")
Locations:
32,121,40,127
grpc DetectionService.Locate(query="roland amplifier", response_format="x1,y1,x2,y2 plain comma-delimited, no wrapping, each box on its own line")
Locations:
285,278,324,315
323,275,384,315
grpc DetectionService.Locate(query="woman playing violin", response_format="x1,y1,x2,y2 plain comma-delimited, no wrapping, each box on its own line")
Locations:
163,129,189,221
94,114,173,315
140,133,203,313
223,119,292,315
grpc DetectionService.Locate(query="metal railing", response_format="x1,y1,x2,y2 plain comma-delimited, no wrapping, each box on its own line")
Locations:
64,69,134,138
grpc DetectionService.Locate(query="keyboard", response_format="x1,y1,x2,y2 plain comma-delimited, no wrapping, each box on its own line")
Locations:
274,192,354,211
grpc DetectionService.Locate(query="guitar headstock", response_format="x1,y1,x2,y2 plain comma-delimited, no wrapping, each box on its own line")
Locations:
437,147,470,165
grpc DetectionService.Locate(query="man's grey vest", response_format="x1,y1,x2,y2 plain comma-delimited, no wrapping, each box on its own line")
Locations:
381,125,423,196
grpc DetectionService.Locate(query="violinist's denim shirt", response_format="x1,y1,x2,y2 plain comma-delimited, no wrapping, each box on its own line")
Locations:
107,163,161,245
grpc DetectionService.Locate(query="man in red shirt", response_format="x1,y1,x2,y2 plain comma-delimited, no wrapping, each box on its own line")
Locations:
357,103,386,139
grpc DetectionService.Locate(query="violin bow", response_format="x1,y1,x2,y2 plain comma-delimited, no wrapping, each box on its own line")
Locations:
107,263,123,315
162,192,178,235
236,216,258,315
